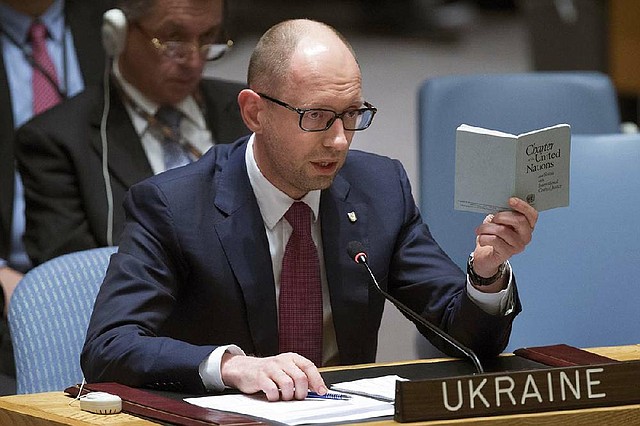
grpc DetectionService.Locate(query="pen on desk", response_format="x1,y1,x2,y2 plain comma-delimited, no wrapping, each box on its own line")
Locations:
306,391,352,401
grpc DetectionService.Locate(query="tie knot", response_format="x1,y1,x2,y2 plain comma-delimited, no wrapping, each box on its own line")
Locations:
155,106,183,133
28,21,48,44
284,202,312,233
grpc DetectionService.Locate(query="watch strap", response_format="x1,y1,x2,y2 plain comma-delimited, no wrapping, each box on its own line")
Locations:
467,254,505,286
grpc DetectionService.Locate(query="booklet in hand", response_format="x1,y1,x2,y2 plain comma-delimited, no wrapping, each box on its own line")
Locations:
454,123,571,214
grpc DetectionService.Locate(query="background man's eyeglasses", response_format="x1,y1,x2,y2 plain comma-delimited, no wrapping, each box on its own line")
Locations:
258,93,377,132
136,24,232,63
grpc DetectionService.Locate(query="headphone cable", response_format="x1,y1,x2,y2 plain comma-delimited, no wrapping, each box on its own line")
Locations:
100,57,114,247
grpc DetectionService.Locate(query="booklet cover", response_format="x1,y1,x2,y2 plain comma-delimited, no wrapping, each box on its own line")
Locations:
454,123,571,214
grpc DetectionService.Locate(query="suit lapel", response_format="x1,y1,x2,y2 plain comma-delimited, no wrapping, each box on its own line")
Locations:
211,147,378,361
321,173,374,364
89,81,154,189
212,141,279,357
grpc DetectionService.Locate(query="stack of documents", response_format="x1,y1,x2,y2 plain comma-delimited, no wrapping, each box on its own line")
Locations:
184,375,407,425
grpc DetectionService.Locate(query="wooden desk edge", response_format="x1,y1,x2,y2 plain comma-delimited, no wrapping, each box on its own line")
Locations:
0,391,147,425
1,345,638,426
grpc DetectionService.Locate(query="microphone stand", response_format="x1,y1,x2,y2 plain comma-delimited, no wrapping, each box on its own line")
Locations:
350,243,484,374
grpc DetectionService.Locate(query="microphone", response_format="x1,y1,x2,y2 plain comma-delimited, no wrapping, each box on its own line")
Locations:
346,241,484,374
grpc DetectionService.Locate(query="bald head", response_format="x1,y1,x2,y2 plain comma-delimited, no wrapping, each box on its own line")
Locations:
247,19,359,95
237,19,369,200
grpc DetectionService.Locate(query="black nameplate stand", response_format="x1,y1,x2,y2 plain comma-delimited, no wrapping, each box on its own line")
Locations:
395,360,640,422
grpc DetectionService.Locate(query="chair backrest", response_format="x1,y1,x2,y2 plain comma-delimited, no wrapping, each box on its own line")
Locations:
8,246,117,394
418,71,621,270
506,133,640,350
417,133,640,357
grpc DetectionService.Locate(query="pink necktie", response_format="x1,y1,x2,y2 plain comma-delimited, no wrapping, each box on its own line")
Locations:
29,21,62,114
279,202,323,366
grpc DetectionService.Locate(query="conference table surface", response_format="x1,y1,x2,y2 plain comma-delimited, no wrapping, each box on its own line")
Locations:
0,345,638,426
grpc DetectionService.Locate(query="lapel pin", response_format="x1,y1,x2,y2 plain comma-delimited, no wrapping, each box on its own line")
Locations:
347,211,357,223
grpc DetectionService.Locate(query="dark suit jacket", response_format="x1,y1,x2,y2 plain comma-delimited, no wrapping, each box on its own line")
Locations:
15,77,249,266
0,0,111,262
81,137,521,393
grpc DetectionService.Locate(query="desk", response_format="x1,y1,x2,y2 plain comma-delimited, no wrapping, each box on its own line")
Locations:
1,345,638,426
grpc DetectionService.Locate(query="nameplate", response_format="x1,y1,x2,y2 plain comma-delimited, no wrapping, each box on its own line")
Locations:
394,360,640,422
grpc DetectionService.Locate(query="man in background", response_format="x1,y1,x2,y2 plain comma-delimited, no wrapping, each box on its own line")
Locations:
0,0,113,394
15,0,248,266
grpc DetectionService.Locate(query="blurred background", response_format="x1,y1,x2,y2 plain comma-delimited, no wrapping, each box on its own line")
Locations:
205,0,640,362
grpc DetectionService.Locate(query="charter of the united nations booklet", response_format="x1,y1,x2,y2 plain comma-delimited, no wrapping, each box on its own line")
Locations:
454,123,571,214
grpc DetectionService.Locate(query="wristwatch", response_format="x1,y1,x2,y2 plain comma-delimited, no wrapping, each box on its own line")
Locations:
467,254,505,286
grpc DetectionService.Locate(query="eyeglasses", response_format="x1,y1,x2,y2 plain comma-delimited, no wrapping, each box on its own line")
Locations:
135,24,232,63
257,93,377,132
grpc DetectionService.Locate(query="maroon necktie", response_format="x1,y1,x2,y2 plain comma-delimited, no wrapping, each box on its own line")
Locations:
278,202,323,366
29,21,62,114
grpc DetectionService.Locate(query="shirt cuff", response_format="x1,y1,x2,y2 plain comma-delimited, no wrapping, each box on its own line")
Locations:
199,345,245,392
466,260,515,316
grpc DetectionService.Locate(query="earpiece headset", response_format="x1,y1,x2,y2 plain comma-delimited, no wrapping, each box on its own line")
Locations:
101,8,127,57
100,8,127,246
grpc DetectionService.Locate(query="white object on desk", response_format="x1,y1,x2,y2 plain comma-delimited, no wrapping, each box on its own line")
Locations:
79,392,122,414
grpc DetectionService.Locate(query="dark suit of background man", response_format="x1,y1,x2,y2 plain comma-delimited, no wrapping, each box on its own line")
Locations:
82,18,538,401
15,0,248,267
0,0,113,395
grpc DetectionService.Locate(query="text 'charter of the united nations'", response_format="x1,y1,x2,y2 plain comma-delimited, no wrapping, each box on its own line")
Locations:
455,123,571,214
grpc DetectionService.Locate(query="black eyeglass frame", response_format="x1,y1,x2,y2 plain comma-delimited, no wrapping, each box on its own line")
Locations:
257,92,377,132
134,23,233,63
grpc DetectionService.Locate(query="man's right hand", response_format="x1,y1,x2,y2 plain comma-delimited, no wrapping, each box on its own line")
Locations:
220,352,327,401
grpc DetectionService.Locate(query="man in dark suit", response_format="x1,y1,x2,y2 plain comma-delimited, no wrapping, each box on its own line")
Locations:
82,19,538,401
0,0,112,394
15,0,248,266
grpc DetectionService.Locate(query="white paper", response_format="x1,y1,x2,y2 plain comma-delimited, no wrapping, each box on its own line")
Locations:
185,392,394,425
330,374,409,402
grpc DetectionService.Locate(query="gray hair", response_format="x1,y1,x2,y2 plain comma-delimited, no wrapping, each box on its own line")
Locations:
116,0,228,24
115,0,154,22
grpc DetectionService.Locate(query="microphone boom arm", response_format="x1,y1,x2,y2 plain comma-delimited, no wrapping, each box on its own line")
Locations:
349,242,484,374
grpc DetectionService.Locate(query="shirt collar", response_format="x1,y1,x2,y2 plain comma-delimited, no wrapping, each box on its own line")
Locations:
112,57,205,129
0,0,64,45
245,135,321,230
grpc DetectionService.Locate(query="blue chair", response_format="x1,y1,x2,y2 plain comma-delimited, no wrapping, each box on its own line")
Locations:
506,133,640,350
8,246,117,394
418,72,621,270
417,133,640,357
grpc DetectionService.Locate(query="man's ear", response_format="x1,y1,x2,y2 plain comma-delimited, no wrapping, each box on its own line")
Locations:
237,89,264,132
